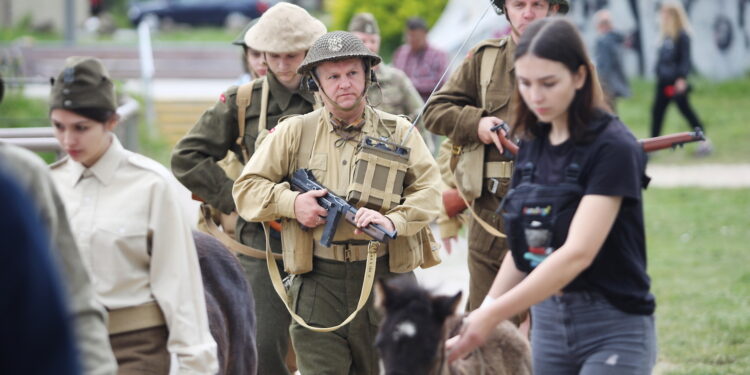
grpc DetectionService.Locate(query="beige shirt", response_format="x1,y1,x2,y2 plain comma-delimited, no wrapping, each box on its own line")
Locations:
232,106,441,242
50,136,218,374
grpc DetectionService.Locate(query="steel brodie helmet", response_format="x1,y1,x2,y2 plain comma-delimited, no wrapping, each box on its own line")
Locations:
297,31,381,75
491,0,569,15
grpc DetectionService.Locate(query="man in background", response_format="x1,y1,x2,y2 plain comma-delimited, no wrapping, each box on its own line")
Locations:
393,16,449,102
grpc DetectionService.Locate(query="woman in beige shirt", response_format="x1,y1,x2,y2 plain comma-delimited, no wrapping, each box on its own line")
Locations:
48,56,218,375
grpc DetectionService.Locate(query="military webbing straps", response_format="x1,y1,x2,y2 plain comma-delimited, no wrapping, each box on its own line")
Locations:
200,204,282,260
264,223,380,333
236,76,270,162
263,111,380,332
452,41,507,239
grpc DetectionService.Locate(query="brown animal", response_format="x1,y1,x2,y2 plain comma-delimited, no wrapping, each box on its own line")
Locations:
375,276,531,375
193,231,257,375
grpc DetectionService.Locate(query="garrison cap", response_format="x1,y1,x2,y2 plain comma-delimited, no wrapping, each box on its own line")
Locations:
50,56,116,112
232,18,259,46
491,0,569,15
297,31,381,75
348,13,380,35
243,2,327,53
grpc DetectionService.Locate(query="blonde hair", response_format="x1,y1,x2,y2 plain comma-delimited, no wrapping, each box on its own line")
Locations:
660,0,692,40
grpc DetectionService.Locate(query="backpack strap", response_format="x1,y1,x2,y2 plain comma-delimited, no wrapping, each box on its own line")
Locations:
294,111,320,170
236,76,270,163
236,79,255,163
479,39,505,108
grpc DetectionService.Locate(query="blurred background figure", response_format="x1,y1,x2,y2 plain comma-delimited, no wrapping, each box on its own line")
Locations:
232,19,268,85
0,170,81,375
393,16,449,102
348,12,436,153
651,0,712,156
594,9,631,113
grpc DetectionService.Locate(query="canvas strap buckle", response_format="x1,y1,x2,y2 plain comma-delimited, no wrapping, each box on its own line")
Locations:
487,178,500,194
451,144,463,155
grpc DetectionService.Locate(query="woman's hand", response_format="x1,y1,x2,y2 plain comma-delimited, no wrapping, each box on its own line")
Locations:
353,207,394,235
445,305,502,362
675,78,688,94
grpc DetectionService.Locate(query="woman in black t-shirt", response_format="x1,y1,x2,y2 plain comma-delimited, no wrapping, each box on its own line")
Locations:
446,18,657,374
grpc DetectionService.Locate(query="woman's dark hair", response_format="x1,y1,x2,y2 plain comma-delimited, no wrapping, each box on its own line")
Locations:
511,17,607,143
67,107,117,124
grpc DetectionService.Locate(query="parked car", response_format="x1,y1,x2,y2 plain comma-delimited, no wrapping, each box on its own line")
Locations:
128,0,269,28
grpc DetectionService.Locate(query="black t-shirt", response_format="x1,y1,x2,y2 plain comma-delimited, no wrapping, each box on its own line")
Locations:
510,112,655,315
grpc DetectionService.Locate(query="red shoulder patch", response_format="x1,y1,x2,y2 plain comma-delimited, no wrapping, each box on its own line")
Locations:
219,93,226,103
269,126,277,133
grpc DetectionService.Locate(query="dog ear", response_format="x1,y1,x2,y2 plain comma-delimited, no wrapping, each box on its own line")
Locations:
431,291,462,321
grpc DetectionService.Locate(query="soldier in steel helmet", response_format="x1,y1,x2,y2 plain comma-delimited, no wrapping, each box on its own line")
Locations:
170,3,326,374
347,12,436,153
233,31,441,374
423,0,568,317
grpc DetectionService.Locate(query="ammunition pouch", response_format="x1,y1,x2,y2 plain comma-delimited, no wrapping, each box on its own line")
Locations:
388,226,441,273
280,218,314,274
347,136,410,213
451,141,485,201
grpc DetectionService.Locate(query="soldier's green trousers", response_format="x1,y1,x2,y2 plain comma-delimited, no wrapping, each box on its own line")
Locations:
237,254,292,375
289,255,414,375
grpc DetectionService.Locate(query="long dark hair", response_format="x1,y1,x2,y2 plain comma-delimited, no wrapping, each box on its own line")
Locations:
511,17,607,143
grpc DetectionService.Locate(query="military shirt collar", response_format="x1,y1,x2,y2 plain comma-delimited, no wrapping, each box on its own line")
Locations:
266,71,316,111
70,134,124,187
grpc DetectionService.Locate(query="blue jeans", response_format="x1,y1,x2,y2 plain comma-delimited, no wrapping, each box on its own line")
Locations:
531,291,657,375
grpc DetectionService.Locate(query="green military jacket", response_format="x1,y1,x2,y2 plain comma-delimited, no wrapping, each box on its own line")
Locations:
171,72,316,249
423,37,517,148
370,64,423,121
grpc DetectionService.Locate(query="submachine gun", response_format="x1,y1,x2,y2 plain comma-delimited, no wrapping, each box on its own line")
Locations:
289,169,398,247
442,126,706,218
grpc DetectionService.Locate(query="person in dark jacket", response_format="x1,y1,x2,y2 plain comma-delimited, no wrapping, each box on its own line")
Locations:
0,170,81,375
594,9,631,113
651,0,712,155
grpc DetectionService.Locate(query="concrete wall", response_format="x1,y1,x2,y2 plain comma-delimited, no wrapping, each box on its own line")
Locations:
430,0,750,81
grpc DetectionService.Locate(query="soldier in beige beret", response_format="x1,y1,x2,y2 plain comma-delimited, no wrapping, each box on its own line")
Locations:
171,3,326,374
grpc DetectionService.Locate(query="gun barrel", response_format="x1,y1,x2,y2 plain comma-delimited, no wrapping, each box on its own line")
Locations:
640,131,705,152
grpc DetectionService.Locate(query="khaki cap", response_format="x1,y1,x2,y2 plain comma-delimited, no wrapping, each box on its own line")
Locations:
243,2,327,53
50,56,116,112
297,31,381,75
348,13,380,35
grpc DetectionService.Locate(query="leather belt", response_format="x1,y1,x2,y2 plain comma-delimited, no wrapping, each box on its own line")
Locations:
107,301,166,335
314,241,387,262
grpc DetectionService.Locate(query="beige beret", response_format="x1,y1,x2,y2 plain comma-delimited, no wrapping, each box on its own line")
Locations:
244,2,327,53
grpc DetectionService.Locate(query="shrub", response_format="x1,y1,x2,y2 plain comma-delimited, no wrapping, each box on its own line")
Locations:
325,0,449,61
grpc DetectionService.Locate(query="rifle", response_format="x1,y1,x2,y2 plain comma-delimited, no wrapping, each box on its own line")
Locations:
442,128,706,218
289,169,398,247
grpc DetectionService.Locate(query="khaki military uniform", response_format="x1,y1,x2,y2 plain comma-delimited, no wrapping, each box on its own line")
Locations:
171,71,316,375
423,37,517,311
233,106,441,374
0,143,118,375
51,136,218,374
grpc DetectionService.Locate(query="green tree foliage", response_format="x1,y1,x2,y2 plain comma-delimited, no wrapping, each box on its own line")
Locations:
325,0,449,62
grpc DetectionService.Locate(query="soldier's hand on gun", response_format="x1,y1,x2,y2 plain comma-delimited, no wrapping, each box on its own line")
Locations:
478,116,506,153
294,189,329,228
353,207,394,235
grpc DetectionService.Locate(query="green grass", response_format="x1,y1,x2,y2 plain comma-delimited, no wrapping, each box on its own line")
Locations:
645,188,750,374
617,76,750,164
